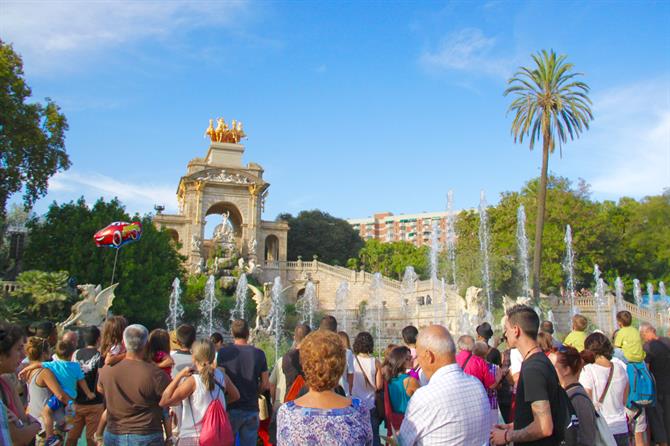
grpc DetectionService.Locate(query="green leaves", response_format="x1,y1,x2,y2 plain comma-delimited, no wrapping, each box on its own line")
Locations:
0,41,70,220
280,210,364,266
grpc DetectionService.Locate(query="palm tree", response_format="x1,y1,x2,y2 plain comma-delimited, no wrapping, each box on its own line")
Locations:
504,49,593,302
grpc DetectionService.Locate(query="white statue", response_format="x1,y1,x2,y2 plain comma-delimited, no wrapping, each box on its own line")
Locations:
191,235,201,252
237,257,245,270
246,258,257,274
248,238,257,256
213,211,234,245
59,284,119,329
248,283,272,329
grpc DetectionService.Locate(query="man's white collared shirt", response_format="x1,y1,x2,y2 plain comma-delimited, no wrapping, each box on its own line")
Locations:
398,363,490,445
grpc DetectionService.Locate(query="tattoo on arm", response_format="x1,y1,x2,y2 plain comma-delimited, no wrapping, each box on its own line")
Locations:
509,400,552,442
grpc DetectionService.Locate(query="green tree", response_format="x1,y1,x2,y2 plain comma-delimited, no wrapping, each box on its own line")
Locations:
278,210,363,265
504,49,593,302
0,41,70,222
23,197,184,328
355,239,429,280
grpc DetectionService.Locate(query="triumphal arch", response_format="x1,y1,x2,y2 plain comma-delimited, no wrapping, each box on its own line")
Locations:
154,117,288,273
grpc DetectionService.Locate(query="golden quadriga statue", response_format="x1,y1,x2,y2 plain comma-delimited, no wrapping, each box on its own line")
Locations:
204,117,247,144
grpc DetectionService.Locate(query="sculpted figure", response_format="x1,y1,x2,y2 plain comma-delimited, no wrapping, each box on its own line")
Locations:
215,118,227,142
59,284,119,329
191,235,201,252
204,119,215,142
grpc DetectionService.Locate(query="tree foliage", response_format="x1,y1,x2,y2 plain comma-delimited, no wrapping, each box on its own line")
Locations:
22,197,184,328
452,177,669,302
6,270,75,322
351,239,429,280
278,210,363,266
0,40,70,222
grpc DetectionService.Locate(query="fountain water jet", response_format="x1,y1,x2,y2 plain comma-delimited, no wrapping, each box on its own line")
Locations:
335,281,349,332
446,191,458,287
300,281,317,328
516,205,530,297
199,275,217,337
230,273,248,323
268,277,285,360
563,225,578,316
633,279,642,307
478,191,493,322
647,282,655,309
370,273,383,356
400,266,417,324
429,220,439,283
166,277,184,332
440,277,448,327
593,265,607,331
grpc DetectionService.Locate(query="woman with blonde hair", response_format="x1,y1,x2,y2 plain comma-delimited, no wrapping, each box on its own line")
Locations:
276,330,372,445
160,339,239,446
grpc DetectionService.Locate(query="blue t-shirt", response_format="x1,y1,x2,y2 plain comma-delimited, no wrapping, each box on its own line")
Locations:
43,361,84,399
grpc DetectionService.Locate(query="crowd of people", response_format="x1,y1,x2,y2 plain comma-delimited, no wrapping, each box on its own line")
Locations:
0,305,669,446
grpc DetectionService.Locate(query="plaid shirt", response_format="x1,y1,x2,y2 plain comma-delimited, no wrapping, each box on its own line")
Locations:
397,363,490,445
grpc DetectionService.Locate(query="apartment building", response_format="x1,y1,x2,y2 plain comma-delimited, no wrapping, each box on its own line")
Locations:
347,211,452,247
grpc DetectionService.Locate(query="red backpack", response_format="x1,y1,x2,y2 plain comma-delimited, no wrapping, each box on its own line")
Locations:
190,377,234,446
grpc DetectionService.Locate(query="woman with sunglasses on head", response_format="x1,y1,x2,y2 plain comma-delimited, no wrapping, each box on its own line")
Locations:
549,346,597,446
0,323,42,445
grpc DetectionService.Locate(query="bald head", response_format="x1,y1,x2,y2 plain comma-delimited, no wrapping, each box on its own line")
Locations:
62,331,79,348
416,325,456,379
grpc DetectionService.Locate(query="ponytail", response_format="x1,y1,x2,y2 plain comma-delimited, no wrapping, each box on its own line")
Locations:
191,338,217,391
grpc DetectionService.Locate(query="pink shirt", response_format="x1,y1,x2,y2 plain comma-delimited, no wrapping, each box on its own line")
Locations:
455,351,495,389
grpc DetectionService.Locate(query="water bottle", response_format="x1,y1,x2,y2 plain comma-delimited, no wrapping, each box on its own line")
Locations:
64,400,75,431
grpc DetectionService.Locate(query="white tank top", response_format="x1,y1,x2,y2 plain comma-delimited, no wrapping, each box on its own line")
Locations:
351,355,377,411
180,369,227,439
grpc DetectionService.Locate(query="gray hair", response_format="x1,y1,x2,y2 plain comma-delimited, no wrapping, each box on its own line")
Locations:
417,325,456,357
457,335,475,352
123,324,148,353
639,322,656,334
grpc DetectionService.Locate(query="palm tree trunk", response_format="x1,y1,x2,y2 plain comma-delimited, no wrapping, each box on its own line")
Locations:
532,132,551,304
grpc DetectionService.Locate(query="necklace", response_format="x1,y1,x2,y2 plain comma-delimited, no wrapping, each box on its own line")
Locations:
522,346,540,361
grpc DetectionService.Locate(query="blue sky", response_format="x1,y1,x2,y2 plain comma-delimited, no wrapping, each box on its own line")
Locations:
3,1,669,222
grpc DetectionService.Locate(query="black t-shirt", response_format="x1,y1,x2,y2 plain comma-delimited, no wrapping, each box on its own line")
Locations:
644,337,670,394
217,343,268,411
514,351,561,445
73,347,103,405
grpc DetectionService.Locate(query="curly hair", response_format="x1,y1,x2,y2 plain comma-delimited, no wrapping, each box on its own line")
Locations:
353,331,374,355
299,330,346,392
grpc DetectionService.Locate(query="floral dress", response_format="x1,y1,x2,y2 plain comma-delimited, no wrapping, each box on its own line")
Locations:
276,397,373,445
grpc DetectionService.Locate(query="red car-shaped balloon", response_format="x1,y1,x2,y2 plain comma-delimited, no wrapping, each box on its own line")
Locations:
94,221,142,248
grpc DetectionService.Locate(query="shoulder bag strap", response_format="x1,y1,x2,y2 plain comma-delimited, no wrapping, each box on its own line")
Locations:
462,352,473,370
354,355,375,390
598,365,615,404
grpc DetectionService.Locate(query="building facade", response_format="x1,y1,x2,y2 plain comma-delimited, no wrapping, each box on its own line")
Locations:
347,211,453,247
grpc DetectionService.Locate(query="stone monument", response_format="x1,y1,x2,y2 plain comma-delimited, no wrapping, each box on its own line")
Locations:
154,117,288,273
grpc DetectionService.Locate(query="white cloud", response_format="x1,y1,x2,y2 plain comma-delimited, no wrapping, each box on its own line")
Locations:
46,170,178,215
419,28,511,78
580,79,670,197
0,0,251,72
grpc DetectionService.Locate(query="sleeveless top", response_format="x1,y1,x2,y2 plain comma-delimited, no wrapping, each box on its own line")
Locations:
180,369,227,439
27,369,52,428
388,373,411,414
352,355,377,411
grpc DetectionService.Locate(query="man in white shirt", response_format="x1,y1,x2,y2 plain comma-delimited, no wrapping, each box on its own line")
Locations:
397,325,490,445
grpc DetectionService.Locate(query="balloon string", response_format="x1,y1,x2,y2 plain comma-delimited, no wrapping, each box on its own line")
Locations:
111,248,120,286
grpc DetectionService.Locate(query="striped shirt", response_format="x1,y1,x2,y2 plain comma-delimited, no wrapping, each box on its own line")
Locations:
398,363,490,445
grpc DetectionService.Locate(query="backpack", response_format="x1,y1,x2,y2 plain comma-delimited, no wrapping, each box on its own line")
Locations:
556,385,580,446
568,387,617,446
189,377,234,446
626,361,655,412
